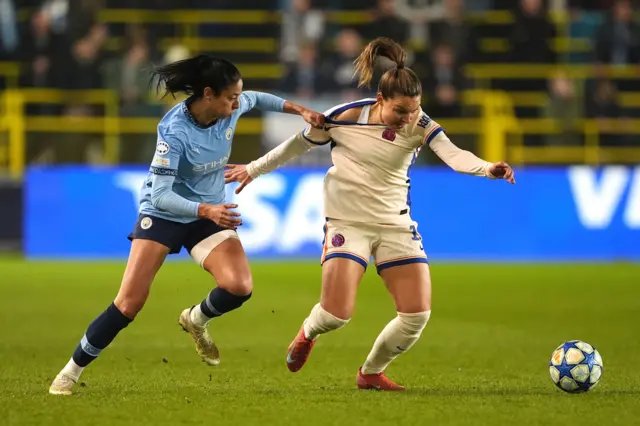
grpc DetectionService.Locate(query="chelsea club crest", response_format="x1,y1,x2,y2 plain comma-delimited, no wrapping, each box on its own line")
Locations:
225,127,233,140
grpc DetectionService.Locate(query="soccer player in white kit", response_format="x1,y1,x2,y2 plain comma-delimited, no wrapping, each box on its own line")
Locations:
225,37,515,390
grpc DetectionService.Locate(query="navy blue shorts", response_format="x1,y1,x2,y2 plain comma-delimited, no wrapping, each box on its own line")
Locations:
128,214,227,255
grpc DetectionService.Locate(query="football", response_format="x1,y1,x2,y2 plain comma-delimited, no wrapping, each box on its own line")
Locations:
549,340,603,393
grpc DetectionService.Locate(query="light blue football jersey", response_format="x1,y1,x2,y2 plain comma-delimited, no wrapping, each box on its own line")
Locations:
137,91,285,223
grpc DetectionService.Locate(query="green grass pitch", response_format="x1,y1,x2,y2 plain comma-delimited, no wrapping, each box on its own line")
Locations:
1,259,639,425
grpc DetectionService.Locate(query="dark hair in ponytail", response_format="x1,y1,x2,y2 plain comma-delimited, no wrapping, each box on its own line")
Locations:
353,37,421,99
150,54,242,99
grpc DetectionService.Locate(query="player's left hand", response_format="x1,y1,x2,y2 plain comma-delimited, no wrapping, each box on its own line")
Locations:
224,164,254,194
488,161,516,184
301,109,325,129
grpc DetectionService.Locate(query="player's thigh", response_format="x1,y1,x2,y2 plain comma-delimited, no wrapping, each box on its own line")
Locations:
115,238,170,318
320,258,367,320
320,219,372,319
188,226,252,296
117,214,195,317
373,221,430,313
203,238,252,296
372,221,427,274
379,262,431,313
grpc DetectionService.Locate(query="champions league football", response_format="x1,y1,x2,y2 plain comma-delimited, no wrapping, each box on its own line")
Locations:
549,340,603,393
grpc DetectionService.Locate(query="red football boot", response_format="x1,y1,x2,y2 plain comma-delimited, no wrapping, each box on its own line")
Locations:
285,324,316,372
356,367,405,391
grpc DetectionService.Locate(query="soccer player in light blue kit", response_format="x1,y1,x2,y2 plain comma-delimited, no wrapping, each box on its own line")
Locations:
49,54,324,395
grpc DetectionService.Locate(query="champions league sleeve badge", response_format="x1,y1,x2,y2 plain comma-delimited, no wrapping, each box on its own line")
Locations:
156,140,170,156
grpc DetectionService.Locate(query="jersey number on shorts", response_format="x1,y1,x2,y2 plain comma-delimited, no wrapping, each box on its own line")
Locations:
410,225,424,251
409,225,421,241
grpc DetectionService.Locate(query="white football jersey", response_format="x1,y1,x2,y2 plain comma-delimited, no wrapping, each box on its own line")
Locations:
316,99,446,225
247,98,492,226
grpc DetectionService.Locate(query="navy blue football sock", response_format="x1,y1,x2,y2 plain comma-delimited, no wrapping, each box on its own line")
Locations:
200,287,252,318
72,303,132,367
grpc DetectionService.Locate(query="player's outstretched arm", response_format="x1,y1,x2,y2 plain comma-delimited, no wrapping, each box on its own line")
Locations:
224,127,330,194
241,91,325,128
428,133,515,184
282,100,325,128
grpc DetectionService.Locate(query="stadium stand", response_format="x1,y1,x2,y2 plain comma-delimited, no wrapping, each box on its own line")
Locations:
1,0,640,179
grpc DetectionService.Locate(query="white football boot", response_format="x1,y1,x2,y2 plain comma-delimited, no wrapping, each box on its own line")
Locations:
179,306,220,366
49,373,76,395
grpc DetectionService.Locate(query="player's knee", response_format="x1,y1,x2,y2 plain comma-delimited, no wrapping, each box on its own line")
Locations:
204,262,253,296
215,274,253,297
322,304,352,323
114,294,148,319
233,275,253,296
322,308,350,331
308,303,350,334
229,276,253,297
397,310,431,337
397,295,431,314
320,295,356,321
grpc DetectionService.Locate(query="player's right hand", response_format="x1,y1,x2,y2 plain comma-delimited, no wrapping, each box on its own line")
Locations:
488,161,516,184
301,109,326,129
197,203,242,229
224,164,254,194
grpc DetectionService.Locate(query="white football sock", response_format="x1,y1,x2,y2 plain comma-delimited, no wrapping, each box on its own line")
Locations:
60,358,85,382
361,311,431,375
190,304,211,327
303,303,349,340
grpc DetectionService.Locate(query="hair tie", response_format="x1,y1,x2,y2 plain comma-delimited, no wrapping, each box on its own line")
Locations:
397,64,405,70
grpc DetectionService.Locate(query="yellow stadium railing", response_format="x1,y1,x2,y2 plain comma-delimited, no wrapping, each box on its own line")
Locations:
479,37,592,54
2,88,640,179
95,8,611,26
510,118,640,164
16,7,610,64
462,90,517,161
92,8,598,59
105,36,278,54
157,37,277,53
0,62,20,89
95,9,522,26
464,90,640,109
98,9,278,24
465,64,640,80
0,89,263,179
101,34,594,57
0,89,25,179
11,8,564,26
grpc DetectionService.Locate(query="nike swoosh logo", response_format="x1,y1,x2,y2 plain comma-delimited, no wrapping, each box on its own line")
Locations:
396,346,407,351
286,347,296,364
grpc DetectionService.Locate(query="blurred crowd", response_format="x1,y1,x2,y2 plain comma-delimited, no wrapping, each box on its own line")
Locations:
280,0,640,135
0,0,638,154
0,0,185,116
